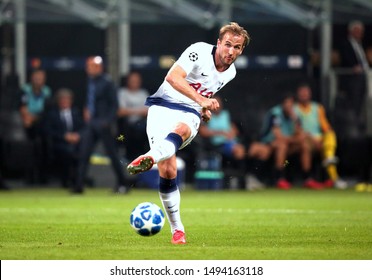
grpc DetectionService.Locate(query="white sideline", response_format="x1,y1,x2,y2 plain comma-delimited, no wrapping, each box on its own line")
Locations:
1,207,372,215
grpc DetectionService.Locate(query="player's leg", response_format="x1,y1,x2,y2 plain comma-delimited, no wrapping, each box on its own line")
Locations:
322,131,347,189
99,127,128,193
74,126,97,193
299,136,325,189
231,142,245,160
127,124,186,175
144,107,199,244
145,122,190,162
247,142,272,161
127,106,199,175
157,155,186,244
245,142,270,190
146,121,190,244
247,142,272,176
127,106,182,174
288,135,322,189
322,131,338,167
272,138,291,189
288,134,312,177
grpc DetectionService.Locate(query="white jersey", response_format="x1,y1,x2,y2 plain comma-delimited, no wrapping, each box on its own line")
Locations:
146,42,236,117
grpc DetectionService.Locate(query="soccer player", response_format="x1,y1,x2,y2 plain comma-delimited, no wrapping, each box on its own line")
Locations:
127,22,250,244
294,83,347,189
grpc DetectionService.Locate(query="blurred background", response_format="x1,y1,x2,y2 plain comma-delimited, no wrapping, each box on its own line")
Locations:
0,0,371,190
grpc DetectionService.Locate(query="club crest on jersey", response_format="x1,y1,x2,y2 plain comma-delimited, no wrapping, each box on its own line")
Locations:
189,52,198,62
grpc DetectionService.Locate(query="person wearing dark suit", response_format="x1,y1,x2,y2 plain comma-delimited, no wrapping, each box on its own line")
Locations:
45,88,84,188
73,56,128,194
340,21,370,125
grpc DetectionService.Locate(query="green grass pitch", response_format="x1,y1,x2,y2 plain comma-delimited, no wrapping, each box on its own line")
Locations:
0,186,372,260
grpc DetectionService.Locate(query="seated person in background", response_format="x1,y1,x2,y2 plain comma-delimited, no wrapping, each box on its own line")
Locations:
19,69,52,132
117,71,149,160
294,83,347,189
256,94,323,190
199,96,248,187
45,88,84,188
199,96,245,160
19,69,52,184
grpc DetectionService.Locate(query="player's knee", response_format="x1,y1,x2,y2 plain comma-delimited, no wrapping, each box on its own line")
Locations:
158,161,177,178
251,144,270,160
256,148,271,161
173,123,191,141
162,166,177,179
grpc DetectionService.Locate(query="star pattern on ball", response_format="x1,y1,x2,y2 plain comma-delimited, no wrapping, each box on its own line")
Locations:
189,52,198,62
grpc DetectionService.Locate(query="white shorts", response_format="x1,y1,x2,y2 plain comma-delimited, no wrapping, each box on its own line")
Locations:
146,105,201,150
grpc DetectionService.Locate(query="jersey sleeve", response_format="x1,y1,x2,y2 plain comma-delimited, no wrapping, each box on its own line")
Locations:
174,42,205,75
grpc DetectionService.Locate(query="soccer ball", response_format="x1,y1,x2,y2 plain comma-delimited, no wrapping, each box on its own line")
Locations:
130,202,165,236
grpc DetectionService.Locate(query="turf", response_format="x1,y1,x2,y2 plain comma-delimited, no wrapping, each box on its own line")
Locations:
0,186,371,260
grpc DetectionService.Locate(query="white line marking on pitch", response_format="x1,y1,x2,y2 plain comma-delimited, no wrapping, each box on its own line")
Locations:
0,208,372,215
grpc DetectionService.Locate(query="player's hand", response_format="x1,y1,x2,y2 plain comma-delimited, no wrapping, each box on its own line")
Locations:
201,108,212,122
199,97,220,111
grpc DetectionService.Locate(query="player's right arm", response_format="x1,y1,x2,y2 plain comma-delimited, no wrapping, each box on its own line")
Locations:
166,65,219,111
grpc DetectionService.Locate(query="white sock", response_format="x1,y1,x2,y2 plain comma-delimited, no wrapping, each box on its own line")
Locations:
145,139,177,163
159,189,184,234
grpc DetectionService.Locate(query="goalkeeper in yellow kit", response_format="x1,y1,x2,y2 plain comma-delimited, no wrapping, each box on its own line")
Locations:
294,83,347,189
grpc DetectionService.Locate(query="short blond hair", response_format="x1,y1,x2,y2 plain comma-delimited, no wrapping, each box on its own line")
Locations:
219,22,250,48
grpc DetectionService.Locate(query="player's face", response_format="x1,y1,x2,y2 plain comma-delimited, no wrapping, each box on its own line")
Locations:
216,32,244,69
